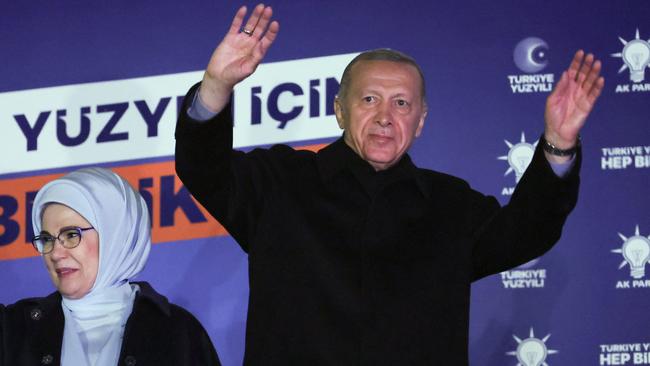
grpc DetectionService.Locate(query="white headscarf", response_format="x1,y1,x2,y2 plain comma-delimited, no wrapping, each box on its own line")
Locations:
32,167,151,366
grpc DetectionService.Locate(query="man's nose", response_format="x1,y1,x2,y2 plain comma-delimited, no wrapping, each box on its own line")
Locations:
375,103,392,127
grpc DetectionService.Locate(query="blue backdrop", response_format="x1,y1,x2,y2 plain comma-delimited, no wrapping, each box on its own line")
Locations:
1,1,649,365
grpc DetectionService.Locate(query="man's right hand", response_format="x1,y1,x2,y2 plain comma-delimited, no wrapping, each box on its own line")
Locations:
198,4,279,113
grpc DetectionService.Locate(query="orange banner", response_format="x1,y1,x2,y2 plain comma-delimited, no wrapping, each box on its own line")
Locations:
0,143,326,261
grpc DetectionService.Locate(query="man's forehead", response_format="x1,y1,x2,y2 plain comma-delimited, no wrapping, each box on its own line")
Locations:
348,60,423,94
351,59,419,75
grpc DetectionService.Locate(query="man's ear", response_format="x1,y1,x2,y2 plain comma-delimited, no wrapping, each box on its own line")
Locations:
334,96,345,130
415,102,427,138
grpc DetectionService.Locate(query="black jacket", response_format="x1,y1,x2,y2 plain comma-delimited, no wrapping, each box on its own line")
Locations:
175,84,580,365
1,281,220,366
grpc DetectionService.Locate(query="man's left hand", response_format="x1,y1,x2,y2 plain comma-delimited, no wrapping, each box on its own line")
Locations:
544,50,605,162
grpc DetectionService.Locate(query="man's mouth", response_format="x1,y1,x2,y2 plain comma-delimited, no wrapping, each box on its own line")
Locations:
369,134,393,144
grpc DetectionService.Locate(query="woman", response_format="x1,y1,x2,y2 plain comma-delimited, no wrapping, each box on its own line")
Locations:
2,168,220,366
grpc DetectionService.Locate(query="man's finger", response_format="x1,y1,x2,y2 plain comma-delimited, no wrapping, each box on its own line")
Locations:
568,50,584,80
262,20,279,46
243,3,265,36
587,77,605,105
252,21,279,61
575,53,594,84
582,59,602,93
254,6,274,40
549,71,569,103
228,6,247,35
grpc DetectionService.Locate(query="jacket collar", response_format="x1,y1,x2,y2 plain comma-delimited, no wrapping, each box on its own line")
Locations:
316,137,431,198
130,281,172,316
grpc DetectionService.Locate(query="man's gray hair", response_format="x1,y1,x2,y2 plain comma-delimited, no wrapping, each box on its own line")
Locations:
337,48,426,102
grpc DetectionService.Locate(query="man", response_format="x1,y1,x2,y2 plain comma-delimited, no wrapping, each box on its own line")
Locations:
175,4,604,365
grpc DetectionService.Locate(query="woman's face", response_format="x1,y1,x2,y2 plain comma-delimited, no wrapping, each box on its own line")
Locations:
41,203,99,299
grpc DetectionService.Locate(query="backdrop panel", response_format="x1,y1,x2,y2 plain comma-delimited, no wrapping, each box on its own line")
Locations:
1,1,648,365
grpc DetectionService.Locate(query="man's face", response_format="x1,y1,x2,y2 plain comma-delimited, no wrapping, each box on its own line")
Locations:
335,60,427,171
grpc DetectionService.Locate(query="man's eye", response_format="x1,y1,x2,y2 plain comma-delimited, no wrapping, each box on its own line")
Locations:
396,99,408,107
363,96,375,103
42,236,56,244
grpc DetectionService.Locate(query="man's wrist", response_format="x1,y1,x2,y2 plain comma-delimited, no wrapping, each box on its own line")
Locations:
198,75,233,113
540,134,580,157
188,88,221,122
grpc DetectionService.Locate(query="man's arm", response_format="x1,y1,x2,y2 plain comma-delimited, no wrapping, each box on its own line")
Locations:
470,51,604,279
470,141,581,280
175,4,280,251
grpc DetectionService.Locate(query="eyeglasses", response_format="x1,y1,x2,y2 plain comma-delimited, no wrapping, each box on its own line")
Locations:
32,227,95,254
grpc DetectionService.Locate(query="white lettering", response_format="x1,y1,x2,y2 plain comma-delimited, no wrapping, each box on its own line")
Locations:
614,83,650,93
599,343,650,365
507,74,554,84
633,352,650,364
633,280,650,288
616,84,631,93
602,146,646,156
502,279,545,288
602,156,633,169
500,269,546,288
501,187,515,196
508,74,554,94
635,156,650,168
601,344,642,352
600,352,631,365
616,281,631,289
632,83,650,92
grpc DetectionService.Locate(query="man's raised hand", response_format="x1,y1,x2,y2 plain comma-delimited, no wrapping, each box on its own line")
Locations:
544,50,605,160
199,4,279,113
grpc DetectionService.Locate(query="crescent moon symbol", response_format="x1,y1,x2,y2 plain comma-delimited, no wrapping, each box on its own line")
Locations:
513,37,549,73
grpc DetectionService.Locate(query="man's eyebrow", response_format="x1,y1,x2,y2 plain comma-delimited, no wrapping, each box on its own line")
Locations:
359,87,380,94
359,88,411,95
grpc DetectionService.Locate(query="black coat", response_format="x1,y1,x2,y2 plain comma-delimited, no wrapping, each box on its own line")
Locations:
175,84,581,365
1,282,220,366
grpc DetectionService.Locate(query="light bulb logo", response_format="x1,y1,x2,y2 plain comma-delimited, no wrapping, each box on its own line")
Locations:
498,132,538,183
612,29,650,83
611,225,650,279
507,327,558,366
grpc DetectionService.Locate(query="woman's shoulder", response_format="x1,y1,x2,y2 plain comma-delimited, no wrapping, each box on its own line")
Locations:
126,282,221,365
4,291,60,315
130,281,203,326
3,292,62,333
